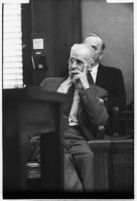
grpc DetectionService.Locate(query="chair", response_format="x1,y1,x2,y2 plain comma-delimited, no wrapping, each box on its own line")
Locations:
112,104,134,138
96,103,134,139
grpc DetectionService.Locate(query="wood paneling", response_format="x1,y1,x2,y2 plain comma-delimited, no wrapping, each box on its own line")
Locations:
31,0,82,80
88,139,134,197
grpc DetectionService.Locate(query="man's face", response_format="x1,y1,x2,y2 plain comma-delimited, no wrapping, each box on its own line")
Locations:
68,46,94,79
84,36,103,63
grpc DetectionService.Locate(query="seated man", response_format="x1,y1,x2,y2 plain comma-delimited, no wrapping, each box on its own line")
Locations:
40,43,109,192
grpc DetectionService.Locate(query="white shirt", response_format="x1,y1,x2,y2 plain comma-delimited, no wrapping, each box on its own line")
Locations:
57,76,79,126
57,64,99,126
89,63,99,83
68,89,79,126
57,77,72,93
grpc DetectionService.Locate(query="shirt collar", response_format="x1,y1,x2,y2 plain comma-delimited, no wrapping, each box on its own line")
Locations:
89,63,99,75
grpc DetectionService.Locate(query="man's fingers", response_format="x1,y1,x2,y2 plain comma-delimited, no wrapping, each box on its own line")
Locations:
73,74,80,80
70,69,81,75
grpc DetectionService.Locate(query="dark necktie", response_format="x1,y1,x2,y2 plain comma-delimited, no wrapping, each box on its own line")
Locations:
87,71,94,85
60,84,75,131
67,83,75,95
77,71,94,118
63,84,75,117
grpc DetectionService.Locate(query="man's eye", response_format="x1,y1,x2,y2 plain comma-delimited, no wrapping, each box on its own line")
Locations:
70,58,75,63
69,58,84,65
76,59,83,65
92,45,97,51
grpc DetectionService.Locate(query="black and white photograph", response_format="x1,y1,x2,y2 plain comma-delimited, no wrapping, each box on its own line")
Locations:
1,0,134,199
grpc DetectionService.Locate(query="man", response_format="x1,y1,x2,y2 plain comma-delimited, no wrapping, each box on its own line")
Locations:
40,43,109,191
83,33,126,134
83,33,126,111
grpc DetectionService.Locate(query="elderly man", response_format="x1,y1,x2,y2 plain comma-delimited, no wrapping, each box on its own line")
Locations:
41,43,109,192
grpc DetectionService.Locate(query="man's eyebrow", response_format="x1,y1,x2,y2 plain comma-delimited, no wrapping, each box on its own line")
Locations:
77,58,83,62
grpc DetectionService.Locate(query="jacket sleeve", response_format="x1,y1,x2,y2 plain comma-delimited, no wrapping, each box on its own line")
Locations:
79,86,109,126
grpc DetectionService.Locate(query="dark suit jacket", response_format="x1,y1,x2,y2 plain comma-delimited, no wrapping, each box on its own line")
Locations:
40,77,109,140
95,64,126,135
95,64,126,111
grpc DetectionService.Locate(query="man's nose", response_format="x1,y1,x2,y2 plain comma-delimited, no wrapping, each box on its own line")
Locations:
71,60,77,68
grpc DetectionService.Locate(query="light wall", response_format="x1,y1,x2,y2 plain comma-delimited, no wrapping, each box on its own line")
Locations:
82,0,133,104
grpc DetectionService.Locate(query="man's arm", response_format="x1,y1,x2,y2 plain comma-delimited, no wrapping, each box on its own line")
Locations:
72,69,109,126
79,86,109,126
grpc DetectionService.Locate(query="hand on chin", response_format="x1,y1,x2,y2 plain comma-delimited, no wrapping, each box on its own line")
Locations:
72,78,83,90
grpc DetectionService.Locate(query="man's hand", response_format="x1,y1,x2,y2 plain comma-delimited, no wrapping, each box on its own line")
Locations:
71,69,90,90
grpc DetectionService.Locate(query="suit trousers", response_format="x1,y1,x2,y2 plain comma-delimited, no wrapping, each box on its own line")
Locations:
64,126,94,192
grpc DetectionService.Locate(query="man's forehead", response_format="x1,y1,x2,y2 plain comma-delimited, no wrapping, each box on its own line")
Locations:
71,45,94,58
71,51,89,61
70,51,94,63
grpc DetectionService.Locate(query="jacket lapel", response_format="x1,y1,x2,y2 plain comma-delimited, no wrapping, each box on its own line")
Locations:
95,64,104,86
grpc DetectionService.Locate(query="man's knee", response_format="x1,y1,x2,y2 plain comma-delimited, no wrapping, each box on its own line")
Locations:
84,150,94,163
83,145,94,159
75,148,94,164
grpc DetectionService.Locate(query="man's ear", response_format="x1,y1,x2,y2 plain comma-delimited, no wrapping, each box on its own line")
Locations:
90,62,96,68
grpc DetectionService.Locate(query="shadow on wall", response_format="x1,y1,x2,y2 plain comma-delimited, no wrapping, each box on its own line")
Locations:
82,0,133,104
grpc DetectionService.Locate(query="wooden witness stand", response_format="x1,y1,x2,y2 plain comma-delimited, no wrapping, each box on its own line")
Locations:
3,87,134,199
3,87,71,198
88,138,133,197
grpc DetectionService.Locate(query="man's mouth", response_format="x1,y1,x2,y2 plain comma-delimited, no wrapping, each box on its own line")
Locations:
69,71,78,78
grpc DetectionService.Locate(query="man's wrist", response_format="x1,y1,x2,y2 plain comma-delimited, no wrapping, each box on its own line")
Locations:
82,83,90,90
